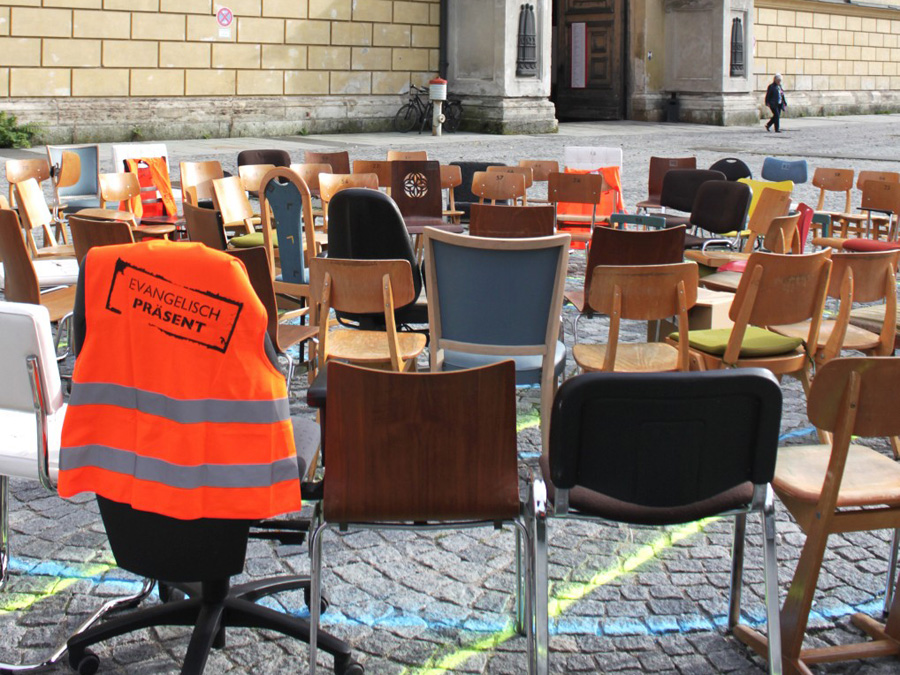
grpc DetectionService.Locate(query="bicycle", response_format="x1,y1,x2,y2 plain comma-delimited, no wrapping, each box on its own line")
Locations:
393,84,463,134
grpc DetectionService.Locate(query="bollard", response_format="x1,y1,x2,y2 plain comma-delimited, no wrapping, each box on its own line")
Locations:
429,77,447,137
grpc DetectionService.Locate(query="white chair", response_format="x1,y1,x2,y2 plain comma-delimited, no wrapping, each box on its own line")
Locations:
110,142,182,201
0,301,152,672
563,146,623,171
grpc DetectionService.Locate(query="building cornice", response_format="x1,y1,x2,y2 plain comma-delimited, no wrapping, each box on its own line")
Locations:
756,0,900,18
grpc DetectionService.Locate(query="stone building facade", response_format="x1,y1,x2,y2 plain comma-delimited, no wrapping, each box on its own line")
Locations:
0,0,898,140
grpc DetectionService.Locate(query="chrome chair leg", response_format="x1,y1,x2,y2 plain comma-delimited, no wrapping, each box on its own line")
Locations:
512,518,534,674
515,525,525,635
761,493,783,675
728,512,747,630
884,528,900,615
308,520,326,675
531,480,549,675
0,475,8,591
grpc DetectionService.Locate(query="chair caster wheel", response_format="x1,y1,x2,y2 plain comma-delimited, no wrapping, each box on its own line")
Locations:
68,648,100,675
159,583,185,603
304,587,330,614
333,655,363,675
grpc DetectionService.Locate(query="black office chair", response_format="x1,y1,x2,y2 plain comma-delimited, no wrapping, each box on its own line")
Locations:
62,242,359,675
659,168,726,228
684,180,752,249
326,188,427,327
531,368,783,674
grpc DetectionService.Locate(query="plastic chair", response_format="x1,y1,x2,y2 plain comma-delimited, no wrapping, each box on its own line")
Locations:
563,146,622,170
533,368,783,674
761,156,808,184
737,177,794,218
46,144,101,211
709,157,752,182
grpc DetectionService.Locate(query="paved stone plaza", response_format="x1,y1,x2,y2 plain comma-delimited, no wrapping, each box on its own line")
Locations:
1,115,899,673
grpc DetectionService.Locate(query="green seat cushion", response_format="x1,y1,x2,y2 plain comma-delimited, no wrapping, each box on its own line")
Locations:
229,232,275,248
669,326,803,357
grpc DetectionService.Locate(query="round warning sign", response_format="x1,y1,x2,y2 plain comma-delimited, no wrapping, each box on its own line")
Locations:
216,7,233,27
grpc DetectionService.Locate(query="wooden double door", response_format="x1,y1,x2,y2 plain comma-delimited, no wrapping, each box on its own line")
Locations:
553,0,625,121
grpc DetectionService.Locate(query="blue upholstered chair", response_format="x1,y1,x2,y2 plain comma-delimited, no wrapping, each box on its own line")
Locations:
762,156,809,184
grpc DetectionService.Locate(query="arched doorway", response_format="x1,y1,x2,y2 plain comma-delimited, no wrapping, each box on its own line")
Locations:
551,0,626,121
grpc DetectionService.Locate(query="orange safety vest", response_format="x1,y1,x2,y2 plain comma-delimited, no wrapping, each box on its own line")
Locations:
556,165,625,224
123,157,178,220
58,240,301,520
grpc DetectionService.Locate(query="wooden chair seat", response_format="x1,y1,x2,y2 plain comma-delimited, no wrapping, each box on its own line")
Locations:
850,304,900,350
771,319,881,352
686,249,749,267
132,224,176,240
698,270,742,292
573,342,681,373
325,330,426,366
691,347,807,375
39,284,77,323
775,443,900,508
563,288,585,313
279,323,319,350
31,244,76,259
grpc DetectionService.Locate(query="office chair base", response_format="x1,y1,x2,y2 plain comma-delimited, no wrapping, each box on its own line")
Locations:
66,579,356,675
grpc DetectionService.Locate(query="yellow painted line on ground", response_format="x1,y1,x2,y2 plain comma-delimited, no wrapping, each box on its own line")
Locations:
405,518,715,674
516,410,541,432
0,563,111,614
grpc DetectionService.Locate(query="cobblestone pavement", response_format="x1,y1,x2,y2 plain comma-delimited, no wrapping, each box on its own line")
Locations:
2,115,900,674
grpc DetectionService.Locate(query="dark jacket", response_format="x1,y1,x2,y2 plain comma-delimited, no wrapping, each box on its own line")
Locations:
765,82,786,110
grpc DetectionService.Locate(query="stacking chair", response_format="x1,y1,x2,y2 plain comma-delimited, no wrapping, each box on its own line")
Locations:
0,301,154,674
812,168,853,237
681,179,752,250
46,144,101,211
564,146,622,171
486,165,533,204
709,157,753,182
572,261,699,373
351,159,392,191
608,213,665,230
658,168,726,228
179,160,224,207
518,159,559,203
6,157,51,210
833,171,900,239
533,368,783,675
182,201,227,250
309,360,531,675
97,172,176,240
0,204,77,289
738,177,794,218
290,162,332,222
389,160,444,231
469,204,555,238
424,228,570,449
13,178,75,258
635,156,696,212
386,149,427,161
318,172,379,232
69,214,135,266
439,163,463,223
449,161,505,221
471,170,527,206
236,148,291,168
735,358,900,673
211,175,259,236
308,258,427,378
761,156,809,184
304,150,350,175
0,210,76,356
858,179,900,241
237,163,276,194
546,171,606,240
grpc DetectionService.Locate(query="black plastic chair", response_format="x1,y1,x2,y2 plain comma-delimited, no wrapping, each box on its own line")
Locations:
710,157,753,182
237,149,291,168
326,187,427,327
530,368,783,674
685,180,752,249
659,168,726,228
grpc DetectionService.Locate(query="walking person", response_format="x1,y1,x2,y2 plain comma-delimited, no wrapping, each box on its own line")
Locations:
765,73,787,132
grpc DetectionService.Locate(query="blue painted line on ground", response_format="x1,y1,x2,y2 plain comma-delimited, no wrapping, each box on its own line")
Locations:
779,426,817,441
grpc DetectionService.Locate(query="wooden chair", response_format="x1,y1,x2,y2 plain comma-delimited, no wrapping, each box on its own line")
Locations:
469,204,555,238
68,215,135,266
318,173,379,232
572,262,699,373
179,160,224,206
290,162,332,224
211,175,258,236
471,170,527,206
635,156,696,212
734,357,900,674
309,258,426,378
812,168,853,237
182,201,227,251
303,150,350,175
546,171,607,241
97,172,176,240
46,144,101,212
6,158,51,211
738,177,794,218
439,163,463,223
834,171,900,238
238,163,276,194
518,159,559,204
859,179,900,241
390,161,463,251
668,250,831,405
13,178,75,259
386,150,427,161
351,160,392,192
486,165,533,205
0,209,75,355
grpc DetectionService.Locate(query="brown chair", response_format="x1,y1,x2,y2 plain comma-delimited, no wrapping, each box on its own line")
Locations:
228,246,316,383
734,357,900,674
472,170,528,206
834,171,900,238
659,168,727,229
0,209,75,354
318,173,379,232
486,165,533,204
518,159,559,204
635,156,697,212
211,175,258,236
859,179,900,241
238,163,276,194
386,150,427,161
183,201,227,251
13,178,75,259
469,204,555,238
308,258,427,378
572,262,699,373
6,158,51,210
290,162,333,224
179,160,224,206
546,171,608,240
97,172,176,240
303,150,350,175
439,163,463,223
351,160,392,191
812,167,854,236
69,215,135,266
390,160,449,233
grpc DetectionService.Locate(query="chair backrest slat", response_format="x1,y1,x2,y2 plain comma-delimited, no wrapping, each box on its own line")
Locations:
0,209,41,304
180,160,224,204
588,262,699,320
212,175,254,224
808,357,900,437
304,150,350,174
69,214,135,265
182,202,227,251
310,258,416,314
469,204,555,238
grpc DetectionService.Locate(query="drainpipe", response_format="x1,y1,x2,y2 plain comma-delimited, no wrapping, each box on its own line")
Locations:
439,0,449,79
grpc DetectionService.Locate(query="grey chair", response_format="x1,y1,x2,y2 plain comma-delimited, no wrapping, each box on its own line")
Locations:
46,144,101,211
424,227,570,450
530,368,783,675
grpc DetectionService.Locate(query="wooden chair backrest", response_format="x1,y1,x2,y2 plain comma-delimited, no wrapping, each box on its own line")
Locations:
211,175,254,224
69,215,134,266
353,160,392,188
469,204,555,238
856,170,900,190
390,160,442,219
486,165,534,189
812,168,853,213
439,163,462,189
238,163,276,193
6,158,51,207
99,172,141,209
763,213,801,254
228,246,280,351
830,250,899,301
56,151,82,189
180,160,223,203
808,357,900,436
13,178,59,251
323,360,519,523
0,209,40,304
646,156,696,201
861,179,900,214
743,187,793,251
304,150,350,174
310,258,416,314
290,162,332,193
471,171,527,205
546,171,605,205
588,262,699,320
182,201,227,251
0,196,8,209
518,159,559,182
259,167,316,282
387,150,427,161
319,173,379,207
